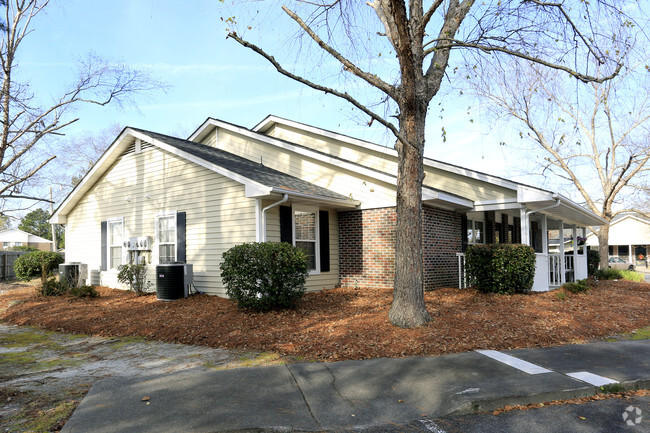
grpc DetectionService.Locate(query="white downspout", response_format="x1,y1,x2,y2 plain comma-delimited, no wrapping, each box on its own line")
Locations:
261,194,289,242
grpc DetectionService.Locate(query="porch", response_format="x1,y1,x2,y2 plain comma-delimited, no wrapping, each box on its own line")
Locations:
458,212,590,291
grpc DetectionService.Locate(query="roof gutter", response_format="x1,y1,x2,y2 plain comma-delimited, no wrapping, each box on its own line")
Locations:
261,194,289,242
526,195,561,217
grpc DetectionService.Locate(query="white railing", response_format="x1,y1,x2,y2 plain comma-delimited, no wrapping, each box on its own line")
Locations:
457,252,468,289
549,253,562,287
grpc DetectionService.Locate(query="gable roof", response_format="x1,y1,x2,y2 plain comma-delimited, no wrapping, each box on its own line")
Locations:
0,228,53,243
50,128,359,224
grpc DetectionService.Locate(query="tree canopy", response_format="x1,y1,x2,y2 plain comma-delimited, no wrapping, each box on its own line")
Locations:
224,0,639,327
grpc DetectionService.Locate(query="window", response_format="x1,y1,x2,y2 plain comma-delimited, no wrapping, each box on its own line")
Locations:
2,242,8,248
108,219,123,269
293,207,319,272
467,219,484,244
156,213,177,264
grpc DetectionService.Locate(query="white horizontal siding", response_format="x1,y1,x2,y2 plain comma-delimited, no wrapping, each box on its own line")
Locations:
65,146,256,297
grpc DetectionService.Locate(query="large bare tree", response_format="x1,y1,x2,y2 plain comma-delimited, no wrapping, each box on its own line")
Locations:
470,56,650,270
1,0,161,213
225,0,631,327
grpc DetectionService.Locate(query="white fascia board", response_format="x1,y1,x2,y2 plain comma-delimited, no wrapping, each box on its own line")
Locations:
128,130,273,197
422,188,474,209
187,118,216,142
474,202,524,212
270,188,360,208
50,128,136,225
517,184,555,203
555,194,607,225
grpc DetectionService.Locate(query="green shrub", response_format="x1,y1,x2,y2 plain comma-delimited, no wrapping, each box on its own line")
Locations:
9,245,38,252
68,285,99,298
587,250,600,275
593,268,623,280
619,269,644,282
37,278,67,296
14,251,64,284
117,264,151,295
562,279,591,293
220,242,309,311
465,244,536,294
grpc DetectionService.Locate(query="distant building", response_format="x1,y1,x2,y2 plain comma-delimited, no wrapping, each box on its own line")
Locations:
586,214,650,269
0,228,53,251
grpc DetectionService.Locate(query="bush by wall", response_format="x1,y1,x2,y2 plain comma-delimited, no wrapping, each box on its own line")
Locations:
562,279,591,293
14,251,64,284
117,264,151,295
587,250,600,275
593,268,623,280
220,242,309,311
465,244,536,294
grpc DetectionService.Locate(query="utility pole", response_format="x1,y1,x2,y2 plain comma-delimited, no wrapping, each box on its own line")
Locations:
50,186,56,252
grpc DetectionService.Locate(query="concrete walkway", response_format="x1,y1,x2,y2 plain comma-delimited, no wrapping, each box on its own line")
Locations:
62,340,650,432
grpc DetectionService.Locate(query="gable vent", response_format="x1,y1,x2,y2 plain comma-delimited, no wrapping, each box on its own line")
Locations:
122,140,154,156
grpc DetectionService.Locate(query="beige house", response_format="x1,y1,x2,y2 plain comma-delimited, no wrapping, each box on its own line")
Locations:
0,229,53,251
586,214,650,269
50,116,606,294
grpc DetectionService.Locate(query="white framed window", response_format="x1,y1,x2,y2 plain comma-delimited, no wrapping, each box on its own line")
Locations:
2,242,9,248
107,218,124,269
156,212,177,264
293,206,319,273
467,219,484,244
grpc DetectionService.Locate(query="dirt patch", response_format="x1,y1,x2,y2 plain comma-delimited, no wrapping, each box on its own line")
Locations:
0,324,279,432
1,279,648,362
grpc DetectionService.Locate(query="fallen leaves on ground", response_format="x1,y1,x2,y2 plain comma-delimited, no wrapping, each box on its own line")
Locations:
0,280,648,362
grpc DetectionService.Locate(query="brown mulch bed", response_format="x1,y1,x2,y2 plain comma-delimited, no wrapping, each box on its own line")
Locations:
0,280,648,362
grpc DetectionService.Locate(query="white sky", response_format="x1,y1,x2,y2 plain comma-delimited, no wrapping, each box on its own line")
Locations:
12,0,544,212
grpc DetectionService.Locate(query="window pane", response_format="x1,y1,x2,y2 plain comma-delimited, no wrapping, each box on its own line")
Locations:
296,241,316,270
157,216,175,243
110,246,121,269
159,244,175,264
475,221,484,243
109,221,122,245
294,211,315,240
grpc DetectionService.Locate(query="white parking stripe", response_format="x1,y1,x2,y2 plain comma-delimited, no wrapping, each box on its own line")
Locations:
419,419,447,433
476,350,553,374
566,371,618,386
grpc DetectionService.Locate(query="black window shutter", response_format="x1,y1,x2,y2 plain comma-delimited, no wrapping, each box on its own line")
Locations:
461,214,468,252
177,212,186,263
279,206,293,244
319,210,330,272
100,221,107,271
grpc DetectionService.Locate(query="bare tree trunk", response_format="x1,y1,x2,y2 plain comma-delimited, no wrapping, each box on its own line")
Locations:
389,102,431,328
597,224,610,270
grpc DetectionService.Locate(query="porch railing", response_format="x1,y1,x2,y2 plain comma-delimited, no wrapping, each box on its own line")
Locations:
549,254,562,287
457,252,468,289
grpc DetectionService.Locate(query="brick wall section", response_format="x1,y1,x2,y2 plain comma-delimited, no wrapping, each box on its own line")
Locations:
501,214,509,243
485,211,496,244
339,206,462,290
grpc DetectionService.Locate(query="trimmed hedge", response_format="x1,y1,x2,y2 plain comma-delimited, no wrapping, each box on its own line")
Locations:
465,244,536,294
14,251,64,284
220,242,309,311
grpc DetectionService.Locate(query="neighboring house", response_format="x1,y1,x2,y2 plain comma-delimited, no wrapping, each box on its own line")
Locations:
50,116,606,294
586,214,650,269
0,229,53,251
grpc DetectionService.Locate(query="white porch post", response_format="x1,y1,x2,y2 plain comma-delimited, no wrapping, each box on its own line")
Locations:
572,225,577,282
541,215,548,254
520,208,529,246
629,243,633,263
559,220,565,285
255,199,262,242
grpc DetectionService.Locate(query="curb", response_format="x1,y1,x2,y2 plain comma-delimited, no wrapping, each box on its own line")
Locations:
454,378,650,415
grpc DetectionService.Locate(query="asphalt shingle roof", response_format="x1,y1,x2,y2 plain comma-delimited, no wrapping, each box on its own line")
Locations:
132,128,351,202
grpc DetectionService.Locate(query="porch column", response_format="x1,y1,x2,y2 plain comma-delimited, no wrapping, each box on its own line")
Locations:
541,214,548,254
255,199,263,242
559,220,565,284
629,243,633,263
520,208,529,246
572,225,577,283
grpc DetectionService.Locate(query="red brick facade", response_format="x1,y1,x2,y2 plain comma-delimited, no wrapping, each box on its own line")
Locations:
339,206,462,290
